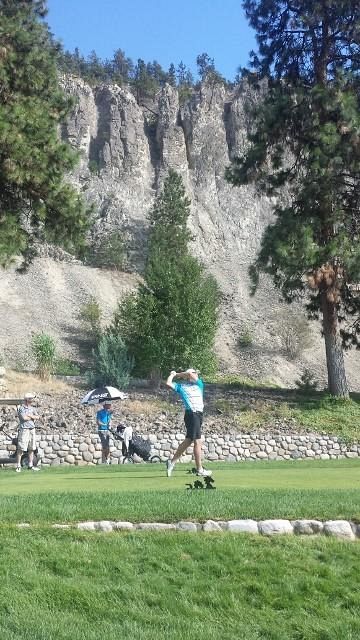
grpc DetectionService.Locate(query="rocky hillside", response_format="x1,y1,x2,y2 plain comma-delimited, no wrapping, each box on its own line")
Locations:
1,77,359,389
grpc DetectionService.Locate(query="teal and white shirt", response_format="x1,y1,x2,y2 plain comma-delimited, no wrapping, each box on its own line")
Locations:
172,379,204,413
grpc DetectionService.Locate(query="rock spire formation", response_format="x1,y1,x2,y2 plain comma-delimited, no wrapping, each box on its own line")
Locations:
1,77,359,387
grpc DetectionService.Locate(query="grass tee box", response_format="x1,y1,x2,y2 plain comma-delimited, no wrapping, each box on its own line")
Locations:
1,459,360,525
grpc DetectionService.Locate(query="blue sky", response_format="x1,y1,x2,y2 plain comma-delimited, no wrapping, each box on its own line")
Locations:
46,0,257,80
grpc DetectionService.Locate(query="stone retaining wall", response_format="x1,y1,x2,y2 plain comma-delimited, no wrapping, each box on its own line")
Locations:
0,429,359,466
15,519,360,540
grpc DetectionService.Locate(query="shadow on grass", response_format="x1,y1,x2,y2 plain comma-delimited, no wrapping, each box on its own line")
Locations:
288,390,360,412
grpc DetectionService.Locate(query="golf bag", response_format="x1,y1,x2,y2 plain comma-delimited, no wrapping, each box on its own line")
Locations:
128,434,151,461
115,425,151,461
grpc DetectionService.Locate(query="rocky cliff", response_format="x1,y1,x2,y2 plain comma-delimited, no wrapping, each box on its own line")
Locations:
1,77,359,388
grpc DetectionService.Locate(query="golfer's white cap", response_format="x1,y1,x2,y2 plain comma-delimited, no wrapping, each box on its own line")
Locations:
186,368,199,374
24,392,36,400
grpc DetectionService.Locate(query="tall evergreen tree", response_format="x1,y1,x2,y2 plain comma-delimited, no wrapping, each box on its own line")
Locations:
0,0,88,266
227,0,360,397
133,58,158,103
196,52,216,80
146,60,168,86
147,170,192,257
111,48,134,84
85,49,109,83
176,61,194,87
167,63,177,87
176,61,194,103
112,171,219,378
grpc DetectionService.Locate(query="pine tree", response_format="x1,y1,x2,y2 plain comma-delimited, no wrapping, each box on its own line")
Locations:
176,61,194,87
111,48,134,84
112,171,219,378
196,53,215,81
85,50,109,83
0,0,89,266
167,63,177,87
176,61,194,103
227,0,360,397
147,170,192,256
133,58,158,104
146,60,168,86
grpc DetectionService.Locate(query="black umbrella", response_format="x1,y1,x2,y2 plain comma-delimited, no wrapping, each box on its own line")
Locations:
81,386,128,405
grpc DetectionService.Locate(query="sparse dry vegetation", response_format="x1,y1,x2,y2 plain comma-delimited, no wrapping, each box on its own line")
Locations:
277,312,313,360
123,398,177,416
5,370,71,397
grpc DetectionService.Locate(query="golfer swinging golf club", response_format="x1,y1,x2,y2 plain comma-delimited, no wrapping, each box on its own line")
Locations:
165,368,211,477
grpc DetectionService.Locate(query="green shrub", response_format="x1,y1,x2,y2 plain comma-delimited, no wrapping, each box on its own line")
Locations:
295,368,319,393
31,333,56,380
87,333,132,388
78,297,102,340
54,358,81,376
90,233,126,270
88,159,99,175
237,328,253,348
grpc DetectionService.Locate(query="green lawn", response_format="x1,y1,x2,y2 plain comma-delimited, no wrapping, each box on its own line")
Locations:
1,459,360,524
1,460,360,640
0,529,359,640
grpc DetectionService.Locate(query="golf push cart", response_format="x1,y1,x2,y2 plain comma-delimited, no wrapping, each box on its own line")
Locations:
113,424,161,464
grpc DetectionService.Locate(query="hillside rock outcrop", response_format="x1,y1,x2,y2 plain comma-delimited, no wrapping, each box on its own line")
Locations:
1,77,359,388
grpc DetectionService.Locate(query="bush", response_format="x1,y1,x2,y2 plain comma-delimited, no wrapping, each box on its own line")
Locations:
237,328,253,348
78,297,102,340
278,313,313,360
54,358,81,376
89,233,126,271
31,333,56,380
87,333,132,388
88,159,99,175
295,369,319,393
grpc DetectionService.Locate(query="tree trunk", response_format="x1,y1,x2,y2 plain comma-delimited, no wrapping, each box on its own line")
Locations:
320,292,349,398
149,367,161,390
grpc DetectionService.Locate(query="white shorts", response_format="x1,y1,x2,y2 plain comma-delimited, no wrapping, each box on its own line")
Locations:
18,428,36,451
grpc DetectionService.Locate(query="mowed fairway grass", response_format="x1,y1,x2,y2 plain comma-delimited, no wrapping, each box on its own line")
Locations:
1,460,360,640
0,458,360,524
